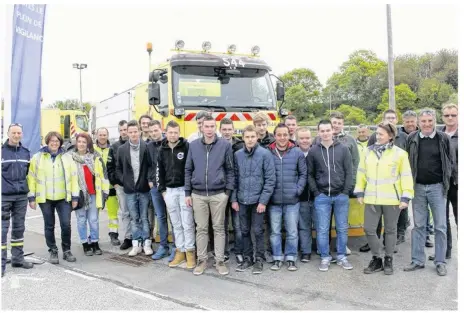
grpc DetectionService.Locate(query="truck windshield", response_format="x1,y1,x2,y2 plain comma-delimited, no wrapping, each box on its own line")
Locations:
172,66,276,109
76,115,88,131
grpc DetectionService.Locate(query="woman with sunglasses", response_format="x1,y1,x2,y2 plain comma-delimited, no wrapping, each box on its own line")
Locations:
28,131,80,264
354,122,414,275
67,133,109,256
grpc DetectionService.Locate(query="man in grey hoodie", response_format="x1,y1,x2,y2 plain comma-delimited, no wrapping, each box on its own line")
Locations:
308,120,353,272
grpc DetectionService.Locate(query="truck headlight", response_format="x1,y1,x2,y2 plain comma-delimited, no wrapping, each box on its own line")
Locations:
202,41,212,52
251,45,260,56
227,44,236,54
175,40,185,50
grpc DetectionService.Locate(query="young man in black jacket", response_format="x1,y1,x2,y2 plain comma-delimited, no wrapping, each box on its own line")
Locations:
116,120,155,257
2,124,34,277
308,120,353,272
157,121,195,269
185,115,235,276
107,120,133,250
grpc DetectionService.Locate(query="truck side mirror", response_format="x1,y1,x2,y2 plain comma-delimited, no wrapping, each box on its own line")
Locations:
276,82,285,101
63,115,70,139
148,82,161,106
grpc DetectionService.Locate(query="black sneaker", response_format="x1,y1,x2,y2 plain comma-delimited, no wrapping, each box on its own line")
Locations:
224,255,230,264
359,243,370,253
384,256,393,275
270,260,283,271
301,254,311,263
63,251,76,262
92,242,103,255
396,235,405,245
236,259,253,272
252,259,263,274
363,256,383,274
436,264,447,276
49,250,59,264
120,238,132,250
11,261,34,269
287,261,298,271
109,232,121,246
82,243,93,256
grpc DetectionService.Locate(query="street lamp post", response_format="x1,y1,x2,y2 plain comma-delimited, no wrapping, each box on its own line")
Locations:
72,63,87,110
386,5,396,110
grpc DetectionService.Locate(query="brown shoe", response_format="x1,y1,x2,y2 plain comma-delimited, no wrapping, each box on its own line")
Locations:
193,260,208,276
216,261,229,276
168,249,186,268
186,249,196,269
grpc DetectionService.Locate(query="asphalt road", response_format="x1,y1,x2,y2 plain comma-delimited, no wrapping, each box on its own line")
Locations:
1,207,458,310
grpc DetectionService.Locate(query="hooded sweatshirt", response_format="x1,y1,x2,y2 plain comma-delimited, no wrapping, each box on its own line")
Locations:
307,140,353,197
157,138,189,193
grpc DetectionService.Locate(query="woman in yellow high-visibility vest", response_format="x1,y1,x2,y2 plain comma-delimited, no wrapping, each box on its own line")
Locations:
354,122,414,275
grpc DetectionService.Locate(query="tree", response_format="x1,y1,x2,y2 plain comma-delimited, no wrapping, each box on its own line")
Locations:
284,85,312,121
47,99,92,114
324,50,388,115
374,84,417,124
417,79,455,111
328,104,367,125
280,68,322,95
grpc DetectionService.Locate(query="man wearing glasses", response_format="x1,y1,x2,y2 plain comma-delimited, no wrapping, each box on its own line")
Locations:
2,124,34,277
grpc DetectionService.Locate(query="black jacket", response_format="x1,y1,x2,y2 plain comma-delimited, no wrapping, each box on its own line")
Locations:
147,138,163,173
307,141,353,197
299,152,312,202
116,140,154,194
406,130,452,195
367,131,407,151
440,126,458,184
184,135,234,197
157,138,189,193
258,132,275,148
231,137,244,154
107,137,127,186
2,140,30,196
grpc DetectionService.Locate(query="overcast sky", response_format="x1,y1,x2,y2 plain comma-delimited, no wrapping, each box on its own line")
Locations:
1,2,459,107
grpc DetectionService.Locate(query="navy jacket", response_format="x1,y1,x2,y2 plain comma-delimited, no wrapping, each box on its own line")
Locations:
2,140,31,196
184,135,234,197
268,142,307,205
231,144,276,205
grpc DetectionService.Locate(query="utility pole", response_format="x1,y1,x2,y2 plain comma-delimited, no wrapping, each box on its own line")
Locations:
386,4,396,110
72,63,87,110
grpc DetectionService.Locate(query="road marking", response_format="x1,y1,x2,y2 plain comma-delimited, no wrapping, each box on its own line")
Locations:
63,269,97,281
9,274,45,289
25,215,42,220
117,287,161,301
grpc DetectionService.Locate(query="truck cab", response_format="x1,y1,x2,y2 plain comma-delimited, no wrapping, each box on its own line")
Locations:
146,41,286,138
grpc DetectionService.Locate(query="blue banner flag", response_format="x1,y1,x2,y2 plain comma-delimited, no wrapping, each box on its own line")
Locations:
10,4,47,153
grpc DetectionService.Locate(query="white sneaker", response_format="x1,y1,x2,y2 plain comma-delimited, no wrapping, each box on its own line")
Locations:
128,240,142,256
346,246,352,255
143,239,153,255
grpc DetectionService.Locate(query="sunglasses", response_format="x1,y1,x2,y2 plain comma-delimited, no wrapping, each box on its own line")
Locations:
8,123,23,130
444,114,457,118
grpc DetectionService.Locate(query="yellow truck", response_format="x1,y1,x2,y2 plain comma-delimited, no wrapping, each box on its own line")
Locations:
145,40,287,138
40,109,88,145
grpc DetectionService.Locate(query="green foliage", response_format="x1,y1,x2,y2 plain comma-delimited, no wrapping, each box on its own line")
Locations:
280,68,322,95
417,79,455,110
284,85,312,121
47,99,92,115
327,104,367,125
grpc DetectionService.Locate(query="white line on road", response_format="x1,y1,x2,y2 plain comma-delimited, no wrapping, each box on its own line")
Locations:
117,287,161,301
25,215,42,220
63,269,97,281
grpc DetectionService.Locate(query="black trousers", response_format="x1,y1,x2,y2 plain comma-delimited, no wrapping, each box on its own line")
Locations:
446,181,458,251
2,195,28,272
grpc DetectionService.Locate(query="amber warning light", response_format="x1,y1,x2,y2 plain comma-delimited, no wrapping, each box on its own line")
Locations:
146,42,153,54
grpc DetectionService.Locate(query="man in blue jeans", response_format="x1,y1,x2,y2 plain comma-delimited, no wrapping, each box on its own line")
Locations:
116,120,155,257
231,125,276,274
307,120,353,272
267,123,307,272
147,120,176,261
404,108,452,276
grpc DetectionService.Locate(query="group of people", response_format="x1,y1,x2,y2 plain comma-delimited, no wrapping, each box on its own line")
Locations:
1,103,457,278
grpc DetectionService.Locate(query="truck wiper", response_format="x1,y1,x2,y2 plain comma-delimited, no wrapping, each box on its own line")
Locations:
191,105,226,112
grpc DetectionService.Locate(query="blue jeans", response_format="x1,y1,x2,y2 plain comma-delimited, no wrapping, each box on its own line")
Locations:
75,195,99,243
314,193,349,261
298,201,313,255
126,192,150,241
269,203,300,262
150,187,170,248
411,183,447,265
225,202,243,255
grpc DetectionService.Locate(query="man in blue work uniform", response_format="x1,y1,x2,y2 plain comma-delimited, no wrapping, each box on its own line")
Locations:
2,123,34,277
